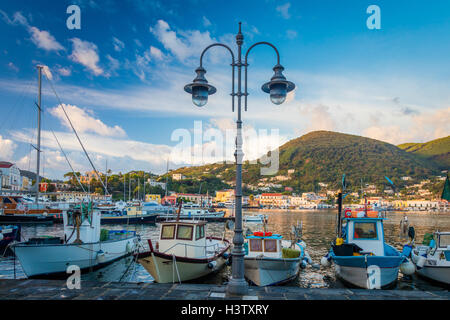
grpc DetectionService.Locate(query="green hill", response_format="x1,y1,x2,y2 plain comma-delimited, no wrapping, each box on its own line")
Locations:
169,131,444,193
398,136,450,169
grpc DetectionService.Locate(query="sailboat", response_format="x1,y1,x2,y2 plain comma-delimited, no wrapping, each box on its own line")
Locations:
0,66,62,224
12,202,140,278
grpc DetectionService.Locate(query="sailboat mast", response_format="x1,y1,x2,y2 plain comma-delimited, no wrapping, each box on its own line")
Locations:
35,65,43,204
165,159,169,198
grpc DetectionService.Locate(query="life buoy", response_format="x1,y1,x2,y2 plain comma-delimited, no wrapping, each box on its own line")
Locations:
344,208,352,218
253,231,272,237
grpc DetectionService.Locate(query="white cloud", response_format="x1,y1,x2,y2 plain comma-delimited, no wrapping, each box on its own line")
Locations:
286,29,297,39
363,107,450,144
276,3,291,19
0,10,64,52
41,65,53,80
57,67,72,77
7,62,19,72
49,104,126,138
149,46,165,60
150,19,216,63
0,135,17,160
202,16,211,27
112,37,125,52
29,26,64,51
69,38,104,76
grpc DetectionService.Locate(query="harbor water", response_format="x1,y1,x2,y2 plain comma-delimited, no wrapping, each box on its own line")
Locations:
1,209,449,291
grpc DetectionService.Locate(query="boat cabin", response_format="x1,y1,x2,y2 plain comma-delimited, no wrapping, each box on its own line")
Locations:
245,233,283,258
157,220,213,258
342,217,385,256
435,232,450,250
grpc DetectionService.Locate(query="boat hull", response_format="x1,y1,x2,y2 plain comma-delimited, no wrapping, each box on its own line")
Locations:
332,255,403,289
416,266,450,285
0,214,54,225
101,214,157,224
137,251,227,283
244,257,300,286
13,236,138,278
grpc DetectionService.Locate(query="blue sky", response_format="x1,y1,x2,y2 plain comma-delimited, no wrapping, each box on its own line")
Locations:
0,0,449,179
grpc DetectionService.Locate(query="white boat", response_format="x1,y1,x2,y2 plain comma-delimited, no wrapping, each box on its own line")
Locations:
243,223,314,286
12,204,139,278
158,204,225,219
411,231,450,285
136,219,230,283
243,214,267,223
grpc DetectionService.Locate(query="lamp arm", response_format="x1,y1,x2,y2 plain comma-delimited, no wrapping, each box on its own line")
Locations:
244,42,280,111
199,43,236,111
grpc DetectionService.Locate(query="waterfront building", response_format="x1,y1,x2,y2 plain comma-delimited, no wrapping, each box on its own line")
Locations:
0,161,21,190
215,189,235,203
162,195,177,206
145,194,161,204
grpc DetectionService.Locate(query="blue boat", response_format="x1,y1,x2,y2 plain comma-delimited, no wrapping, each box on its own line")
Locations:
323,212,409,289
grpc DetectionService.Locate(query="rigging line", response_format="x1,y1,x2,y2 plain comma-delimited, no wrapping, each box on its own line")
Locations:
50,128,86,193
43,74,109,195
0,79,35,132
41,109,86,193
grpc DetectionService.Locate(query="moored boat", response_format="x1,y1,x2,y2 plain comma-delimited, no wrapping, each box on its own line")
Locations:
411,231,450,286
12,203,139,278
322,198,412,289
136,218,230,283
243,222,314,286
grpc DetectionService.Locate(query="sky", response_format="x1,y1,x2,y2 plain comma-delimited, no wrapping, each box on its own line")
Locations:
0,0,449,179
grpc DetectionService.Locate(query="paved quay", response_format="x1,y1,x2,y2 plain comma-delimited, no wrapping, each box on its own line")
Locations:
0,279,448,300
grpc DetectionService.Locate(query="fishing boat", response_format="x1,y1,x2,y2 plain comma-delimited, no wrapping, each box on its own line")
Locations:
243,222,314,286
322,193,412,289
136,205,230,283
12,203,139,278
411,231,450,285
0,225,21,256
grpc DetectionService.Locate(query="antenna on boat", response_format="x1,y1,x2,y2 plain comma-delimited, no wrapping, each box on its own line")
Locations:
34,65,43,204
176,199,182,222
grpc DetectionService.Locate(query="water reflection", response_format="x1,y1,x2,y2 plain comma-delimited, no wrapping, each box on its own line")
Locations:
1,209,449,291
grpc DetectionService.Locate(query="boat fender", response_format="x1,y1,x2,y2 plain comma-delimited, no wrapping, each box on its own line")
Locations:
400,260,415,275
223,252,230,260
0,233,3,241
97,250,106,263
207,261,217,269
321,254,331,267
416,256,426,268
126,242,131,253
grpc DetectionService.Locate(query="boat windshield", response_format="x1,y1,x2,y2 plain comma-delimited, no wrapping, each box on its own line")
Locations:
439,234,450,248
353,222,377,239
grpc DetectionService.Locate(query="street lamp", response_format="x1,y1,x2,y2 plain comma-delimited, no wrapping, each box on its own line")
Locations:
185,22,295,296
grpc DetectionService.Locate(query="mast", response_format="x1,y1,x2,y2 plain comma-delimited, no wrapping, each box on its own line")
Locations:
35,65,43,204
123,174,125,201
165,159,169,198
105,159,108,200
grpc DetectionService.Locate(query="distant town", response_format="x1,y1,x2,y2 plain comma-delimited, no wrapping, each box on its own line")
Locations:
1,160,448,211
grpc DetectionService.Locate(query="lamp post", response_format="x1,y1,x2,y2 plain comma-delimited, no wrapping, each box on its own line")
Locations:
184,22,295,296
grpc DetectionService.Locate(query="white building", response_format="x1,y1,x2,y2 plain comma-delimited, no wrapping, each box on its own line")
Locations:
0,161,22,190
172,174,185,181
147,178,166,189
